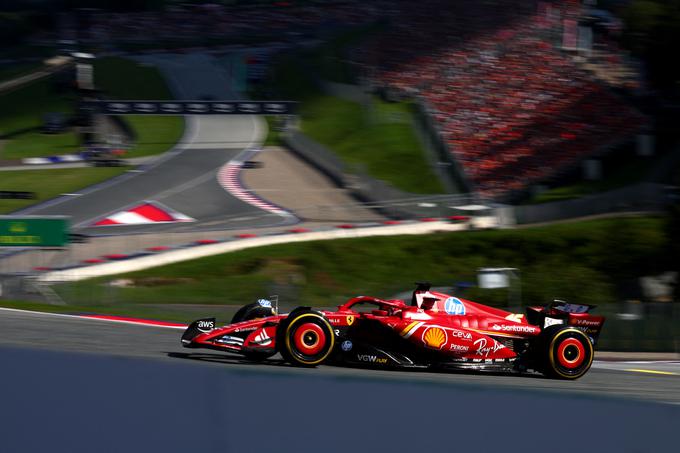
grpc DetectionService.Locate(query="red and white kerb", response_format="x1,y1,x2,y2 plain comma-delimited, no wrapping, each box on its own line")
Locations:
91,201,195,227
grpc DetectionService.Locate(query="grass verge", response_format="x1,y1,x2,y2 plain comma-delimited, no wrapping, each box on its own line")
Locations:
0,166,128,214
301,96,444,194
0,77,74,160
18,216,665,313
0,56,182,212
1,129,80,160
0,300,227,324
257,39,444,194
262,116,282,146
1,216,674,349
0,56,183,161
123,116,184,158
93,57,185,159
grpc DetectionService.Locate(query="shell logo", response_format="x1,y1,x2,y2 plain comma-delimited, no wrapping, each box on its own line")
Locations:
422,326,447,349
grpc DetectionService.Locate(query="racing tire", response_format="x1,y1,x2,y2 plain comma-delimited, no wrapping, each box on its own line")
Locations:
231,302,276,361
540,326,594,380
277,308,335,367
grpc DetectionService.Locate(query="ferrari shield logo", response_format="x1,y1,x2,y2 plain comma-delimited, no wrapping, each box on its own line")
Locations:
346,315,355,326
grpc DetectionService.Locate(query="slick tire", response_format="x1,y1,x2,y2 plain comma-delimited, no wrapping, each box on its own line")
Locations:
277,308,335,367
540,325,594,380
231,302,276,361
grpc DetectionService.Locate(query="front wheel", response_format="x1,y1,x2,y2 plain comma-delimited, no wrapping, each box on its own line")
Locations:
541,326,594,380
278,309,335,367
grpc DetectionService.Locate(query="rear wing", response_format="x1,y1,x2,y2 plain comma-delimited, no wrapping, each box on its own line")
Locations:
526,301,605,345
548,300,595,314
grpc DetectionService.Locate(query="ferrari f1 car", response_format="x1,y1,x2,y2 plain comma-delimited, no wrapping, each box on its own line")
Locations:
181,283,605,379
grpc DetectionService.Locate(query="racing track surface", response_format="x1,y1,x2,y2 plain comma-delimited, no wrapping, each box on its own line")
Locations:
16,53,292,234
0,309,678,452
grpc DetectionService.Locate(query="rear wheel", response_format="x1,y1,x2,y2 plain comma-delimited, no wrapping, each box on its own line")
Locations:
278,309,335,367
541,326,594,380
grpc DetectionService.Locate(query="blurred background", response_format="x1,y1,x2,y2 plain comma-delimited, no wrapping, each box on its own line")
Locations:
0,0,679,353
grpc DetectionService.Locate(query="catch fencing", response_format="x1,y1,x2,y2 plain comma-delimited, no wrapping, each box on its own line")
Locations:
513,183,673,224
594,302,680,352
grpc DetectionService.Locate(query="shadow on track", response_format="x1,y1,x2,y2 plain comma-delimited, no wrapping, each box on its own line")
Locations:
167,351,291,368
166,351,549,380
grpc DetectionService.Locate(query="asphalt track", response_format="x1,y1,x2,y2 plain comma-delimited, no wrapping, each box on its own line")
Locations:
15,53,293,234
1,309,678,452
1,308,679,404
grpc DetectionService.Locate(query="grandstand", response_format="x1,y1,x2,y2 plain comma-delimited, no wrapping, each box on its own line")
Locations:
37,0,648,202
80,2,385,47
358,0,646,200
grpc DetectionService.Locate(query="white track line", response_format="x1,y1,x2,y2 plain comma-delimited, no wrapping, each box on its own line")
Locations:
18,115,199,218
215,114,297,220
593,360,680,365
0,306,187,330
216,145,298,219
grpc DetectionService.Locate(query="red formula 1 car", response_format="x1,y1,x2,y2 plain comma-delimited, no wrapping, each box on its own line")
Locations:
181,283,605,379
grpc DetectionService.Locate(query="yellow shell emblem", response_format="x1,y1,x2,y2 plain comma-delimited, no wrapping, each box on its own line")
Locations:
422,327,447,349
346,315,355,326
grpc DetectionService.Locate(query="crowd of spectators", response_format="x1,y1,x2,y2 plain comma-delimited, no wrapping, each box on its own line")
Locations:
64,1,644,199
79,2,386,46
359,0,645,199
